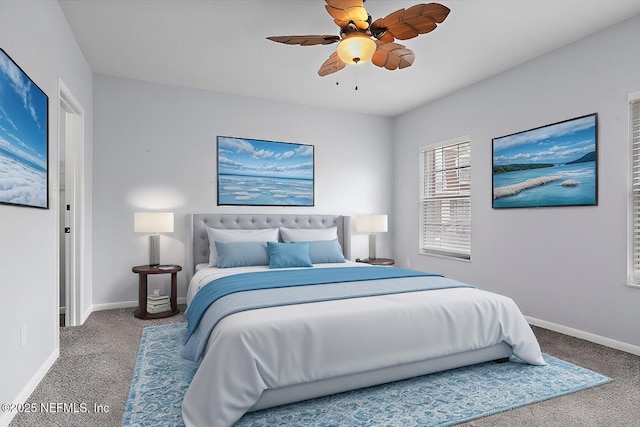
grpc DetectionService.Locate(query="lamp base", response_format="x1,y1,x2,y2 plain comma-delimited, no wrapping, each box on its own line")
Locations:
368,233,377,260
149,234,160,266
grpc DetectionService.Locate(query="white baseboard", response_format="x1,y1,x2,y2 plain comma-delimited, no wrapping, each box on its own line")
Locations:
90,300,138,312
81,306,92,324
526,316,640,356
89,297,187,313
0,348,59,427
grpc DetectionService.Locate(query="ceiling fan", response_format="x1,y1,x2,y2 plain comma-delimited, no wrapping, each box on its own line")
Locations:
267,0,450,77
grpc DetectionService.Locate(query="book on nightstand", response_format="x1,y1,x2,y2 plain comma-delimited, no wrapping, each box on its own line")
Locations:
147,294,170,313
146,302,171,313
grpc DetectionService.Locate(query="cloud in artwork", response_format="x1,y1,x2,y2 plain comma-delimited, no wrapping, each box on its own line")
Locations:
218,137,313,179
0,153,47,207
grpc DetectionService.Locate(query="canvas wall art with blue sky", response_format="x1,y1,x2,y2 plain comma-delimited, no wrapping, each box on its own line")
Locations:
217,136,314,206
0,48,48,209
492,114,597,208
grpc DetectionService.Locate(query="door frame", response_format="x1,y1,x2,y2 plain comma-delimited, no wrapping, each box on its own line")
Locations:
58,79,85,327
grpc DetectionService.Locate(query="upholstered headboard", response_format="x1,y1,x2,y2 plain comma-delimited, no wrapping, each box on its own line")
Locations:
186,213,351,279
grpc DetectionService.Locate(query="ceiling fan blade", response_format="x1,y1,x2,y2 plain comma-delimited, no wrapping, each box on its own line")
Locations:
371,41,415,70
318,52,346,76
267,35,341,46
371,3,450,42
325,0,370,30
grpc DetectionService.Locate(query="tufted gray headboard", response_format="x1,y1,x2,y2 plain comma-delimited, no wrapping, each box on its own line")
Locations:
186,213,351,279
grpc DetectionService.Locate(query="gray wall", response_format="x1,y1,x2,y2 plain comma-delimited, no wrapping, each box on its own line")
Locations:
91,75,393,307
0,0,93,422
393,15,640,349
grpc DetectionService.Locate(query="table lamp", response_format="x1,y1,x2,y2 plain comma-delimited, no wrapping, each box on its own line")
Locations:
134,212,174,266
355,214,388,260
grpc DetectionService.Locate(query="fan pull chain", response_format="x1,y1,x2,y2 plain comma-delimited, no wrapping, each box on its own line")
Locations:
355,65,358,91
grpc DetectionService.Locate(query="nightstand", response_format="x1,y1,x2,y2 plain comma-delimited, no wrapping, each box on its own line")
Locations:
356,258,395,266
132,265,181,319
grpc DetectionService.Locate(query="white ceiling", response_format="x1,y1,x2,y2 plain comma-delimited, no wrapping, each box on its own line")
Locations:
58,0,640,117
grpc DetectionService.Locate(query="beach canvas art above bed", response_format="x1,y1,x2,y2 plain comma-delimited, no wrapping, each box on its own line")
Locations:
217,136,314,206
492,113,598,209
0,48,48,209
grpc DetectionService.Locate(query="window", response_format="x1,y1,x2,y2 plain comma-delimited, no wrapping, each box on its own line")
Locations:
419,137,471,260
628,92,640,288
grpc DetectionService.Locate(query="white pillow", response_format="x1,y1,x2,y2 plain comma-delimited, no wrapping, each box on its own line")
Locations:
279,226,338,242
206,227,279,266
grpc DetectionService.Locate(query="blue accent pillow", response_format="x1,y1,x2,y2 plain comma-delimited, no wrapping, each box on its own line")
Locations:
214,241,269,268
308,239,346,264
267,242,313,269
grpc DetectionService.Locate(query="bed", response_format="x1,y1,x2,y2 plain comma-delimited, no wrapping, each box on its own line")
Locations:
181,213,545,427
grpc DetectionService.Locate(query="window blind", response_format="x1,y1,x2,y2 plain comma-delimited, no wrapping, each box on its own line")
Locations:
419,139,471,259
630,99,640,284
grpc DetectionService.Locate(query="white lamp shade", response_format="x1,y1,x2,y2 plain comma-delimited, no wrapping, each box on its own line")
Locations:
355,215,388,233
134,212,174,233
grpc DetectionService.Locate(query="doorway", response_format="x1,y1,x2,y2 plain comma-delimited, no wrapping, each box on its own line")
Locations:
58,80,84,327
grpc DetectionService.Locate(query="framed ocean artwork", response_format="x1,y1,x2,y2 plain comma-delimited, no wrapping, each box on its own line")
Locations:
0,48,49,209
217,136,314,206
492,113,598,209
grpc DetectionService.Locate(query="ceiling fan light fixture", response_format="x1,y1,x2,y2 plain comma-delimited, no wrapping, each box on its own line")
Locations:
336,32,377,65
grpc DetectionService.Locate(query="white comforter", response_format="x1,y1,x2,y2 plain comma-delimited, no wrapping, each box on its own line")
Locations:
182,264,544,427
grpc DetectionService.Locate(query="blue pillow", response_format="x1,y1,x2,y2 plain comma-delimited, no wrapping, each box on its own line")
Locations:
267,242,313,269
308,239,345,264
214,241,269,268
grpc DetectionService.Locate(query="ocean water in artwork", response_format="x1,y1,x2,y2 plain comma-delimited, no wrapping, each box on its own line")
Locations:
219,174,314,206
492,161,596,208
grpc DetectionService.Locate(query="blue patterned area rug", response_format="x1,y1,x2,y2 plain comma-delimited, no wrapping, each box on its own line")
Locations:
122,323,611,427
